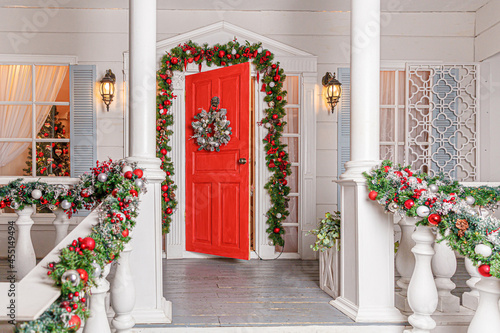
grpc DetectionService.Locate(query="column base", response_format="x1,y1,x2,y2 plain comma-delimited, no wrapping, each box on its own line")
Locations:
330,297,407,323
395,292,412,314
132,298,172,324
462,292,479,310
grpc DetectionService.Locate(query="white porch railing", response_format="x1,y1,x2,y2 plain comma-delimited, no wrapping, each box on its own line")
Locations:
0,179,137,332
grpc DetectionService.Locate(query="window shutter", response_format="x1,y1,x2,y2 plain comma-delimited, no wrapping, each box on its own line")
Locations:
431,68,458,178
337,67,351,177
337,68,350,211
70,65,96,178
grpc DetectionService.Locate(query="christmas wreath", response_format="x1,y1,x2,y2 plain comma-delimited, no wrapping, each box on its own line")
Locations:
364,160,500,278
157,39,291,246
3,159,146,332
191,97,232,152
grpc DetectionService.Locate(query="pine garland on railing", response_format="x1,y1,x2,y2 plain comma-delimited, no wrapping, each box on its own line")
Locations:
364,160,500,279
0,159,146,332
156,39,291,246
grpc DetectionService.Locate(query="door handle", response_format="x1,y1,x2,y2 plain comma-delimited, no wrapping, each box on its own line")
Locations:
238,158,247,165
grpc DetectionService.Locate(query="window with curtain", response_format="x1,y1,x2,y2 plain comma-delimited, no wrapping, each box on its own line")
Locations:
380,70,406,165
276,75,300,253
0,64,70,177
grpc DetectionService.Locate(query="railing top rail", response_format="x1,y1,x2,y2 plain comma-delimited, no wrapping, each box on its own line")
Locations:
460,182,500,187
0,177,80,186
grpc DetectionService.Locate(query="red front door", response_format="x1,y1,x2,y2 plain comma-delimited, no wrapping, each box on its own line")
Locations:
185,62,250,260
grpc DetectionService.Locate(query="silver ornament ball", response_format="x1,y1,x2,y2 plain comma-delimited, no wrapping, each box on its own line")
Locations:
265,123,272,128
429,184,439,193
122,165,133,173
466,196,476,205
408,176,417,184
31,189,42,200
258,47,263,53
388,202,399,212
61,269,81,287
269,82,275,88
268,101,275,108
276,213,282,218
416,205,430,217
97,173,108,182
91,262,102,278
60,200,71,210
10,201,20,210
475,244,493,257
135,179,144,188
231,49,237,55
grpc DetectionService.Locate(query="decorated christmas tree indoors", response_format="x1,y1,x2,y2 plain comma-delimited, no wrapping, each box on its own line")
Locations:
24,106,70,177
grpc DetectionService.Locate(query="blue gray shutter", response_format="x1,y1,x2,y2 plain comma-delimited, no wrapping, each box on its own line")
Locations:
431,68,458,178
70,65,96,177
337,68,350,210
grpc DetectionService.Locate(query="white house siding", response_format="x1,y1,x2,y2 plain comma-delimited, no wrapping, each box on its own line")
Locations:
0,0,477,229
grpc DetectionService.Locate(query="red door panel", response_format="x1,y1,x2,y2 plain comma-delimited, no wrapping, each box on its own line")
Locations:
185,62,250,260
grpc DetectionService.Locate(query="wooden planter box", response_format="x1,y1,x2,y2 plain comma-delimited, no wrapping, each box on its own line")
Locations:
319,242,340,299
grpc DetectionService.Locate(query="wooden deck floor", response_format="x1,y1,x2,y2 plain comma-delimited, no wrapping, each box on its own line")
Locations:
153,258,354,328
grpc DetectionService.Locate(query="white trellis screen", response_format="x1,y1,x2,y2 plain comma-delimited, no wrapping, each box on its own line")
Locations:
405,64,479,181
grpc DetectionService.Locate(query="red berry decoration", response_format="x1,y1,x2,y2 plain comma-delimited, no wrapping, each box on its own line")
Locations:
124,171,133,179
368,190,378,201
133,169,143,178
273,227,281,233
122,228,129,238
427,213,441,225
76,269,88,283
68,315,81,330
404,199,415,209
81,237,95,251
478,264,492,277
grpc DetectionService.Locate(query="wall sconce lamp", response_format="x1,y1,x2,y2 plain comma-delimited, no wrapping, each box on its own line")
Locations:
99,69,116,111
322,72,342,114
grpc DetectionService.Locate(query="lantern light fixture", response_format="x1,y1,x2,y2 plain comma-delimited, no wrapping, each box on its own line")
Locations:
322,72,342,114
99,69,116,112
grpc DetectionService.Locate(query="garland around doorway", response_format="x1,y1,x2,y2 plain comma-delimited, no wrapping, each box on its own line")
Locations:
156,39,291,246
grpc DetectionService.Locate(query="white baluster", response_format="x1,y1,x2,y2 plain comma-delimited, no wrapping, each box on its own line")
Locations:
395,216,416,313
404,225,438,333
14,206,36,280
468,276,500,333
52,208,71,246
111,237,135,332
83,264,112,333
432,232,460,312
463,257,481,310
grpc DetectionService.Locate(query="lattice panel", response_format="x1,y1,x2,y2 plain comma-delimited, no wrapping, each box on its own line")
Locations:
319,245,339,299
405,64,479,181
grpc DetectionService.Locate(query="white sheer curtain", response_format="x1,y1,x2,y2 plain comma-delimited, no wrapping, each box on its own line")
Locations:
0,65,67,167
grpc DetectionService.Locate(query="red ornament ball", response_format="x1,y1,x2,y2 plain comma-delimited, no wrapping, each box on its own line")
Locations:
166,78,172,84
133,169,143,178
81,190,90,198
130,189,138,197
81,237,95,251
124,171,133,179
404,199,415,209
427,213,441,225
162,185,169,192
478,264,492,277
273,227,281,233
368,190,378,200
171,57,178,65
265,50,271,57
282,179,288,186
122,229,129,238
160,148,167,155
272,114,278,120
384,166,390,172
218,50,225,58
166,207,173,214
272,64,277,69
112,188,119,197
76,269,88,283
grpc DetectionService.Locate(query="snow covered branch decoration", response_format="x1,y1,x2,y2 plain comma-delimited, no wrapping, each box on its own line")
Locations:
191,97,232,152
364,160,500,278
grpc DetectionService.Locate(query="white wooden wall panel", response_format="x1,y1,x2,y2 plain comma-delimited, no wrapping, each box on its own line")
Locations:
475,0,500,35
475,23,500,62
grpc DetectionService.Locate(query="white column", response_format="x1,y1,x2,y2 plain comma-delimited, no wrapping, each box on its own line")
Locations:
111,236,135,332
14,207,36,280
83,264,112,333
52,208,71,246
404,225,438,333
432,232,460,312
468,277,500,333
331,0,404,323
463,257,481,310
395,217,416,313
127,0,171,324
